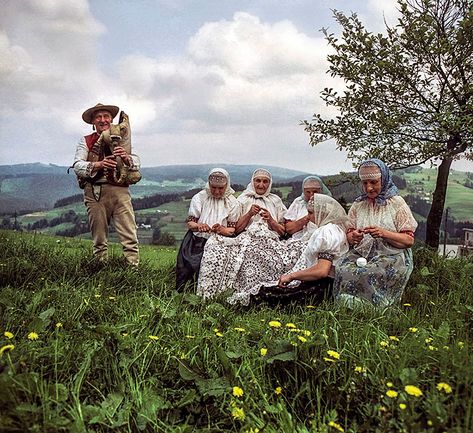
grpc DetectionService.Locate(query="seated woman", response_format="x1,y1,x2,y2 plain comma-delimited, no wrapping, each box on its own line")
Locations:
197,168,290,302
284,175,333,240
333,158,417,308
258,193,349,304
175,168,237,291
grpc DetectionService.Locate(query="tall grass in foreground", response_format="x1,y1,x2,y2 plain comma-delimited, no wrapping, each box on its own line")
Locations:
0,230,472,432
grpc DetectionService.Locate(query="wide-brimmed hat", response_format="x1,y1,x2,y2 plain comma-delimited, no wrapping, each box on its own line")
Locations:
82,103,119,124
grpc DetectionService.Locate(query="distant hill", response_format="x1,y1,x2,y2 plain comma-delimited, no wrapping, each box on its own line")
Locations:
0,163,309,214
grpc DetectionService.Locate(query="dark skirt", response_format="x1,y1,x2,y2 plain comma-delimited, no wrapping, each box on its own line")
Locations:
175,230,208,291
253,278,334,306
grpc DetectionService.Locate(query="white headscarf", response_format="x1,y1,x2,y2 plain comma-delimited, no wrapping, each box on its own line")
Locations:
188,168,237,234
237,168,286,222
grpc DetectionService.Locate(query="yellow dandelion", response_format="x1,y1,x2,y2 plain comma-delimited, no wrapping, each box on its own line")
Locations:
408,327,418,333
354,366,365,373
458,341,464,348
324,357,337,363
403,303,412,307
94,294,101,298
405,385,423,397
27,332,39,341
328,420,344,432
148,335,159,340
399,403,407,410
260,348,268,356
327,350,340,359
389,336,399,342
380,340,389,347
386,381,394,387
55,322,63,328
425,337,433,343
121,333,128,337
443,345,450,350
268,321,282,328
215,332,223,337
233,327,246,332
286,323,296,328
298,336,307,343
232,386,244,397
306,305,316,309
386,390,398,398
108,296,116,300
231,406,245,420
0,344,15,356
301,330,311,336
274,386,282,395
185,335,195,339
428,345,438,351
436,382,452,394
248,428,260,433
4,331,14,339
427,420,433,426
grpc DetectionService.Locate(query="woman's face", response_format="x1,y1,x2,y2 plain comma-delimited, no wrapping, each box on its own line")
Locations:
303,186,322,201
253,176,270,195
210,184,227,199
362,178,382,199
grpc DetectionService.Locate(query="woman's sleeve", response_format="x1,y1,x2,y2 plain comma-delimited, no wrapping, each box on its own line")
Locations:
284,199,300,221
188,193,203,219
394,197,418,233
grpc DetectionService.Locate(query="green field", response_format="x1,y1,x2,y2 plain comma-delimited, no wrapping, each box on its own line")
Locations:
1,230,473,432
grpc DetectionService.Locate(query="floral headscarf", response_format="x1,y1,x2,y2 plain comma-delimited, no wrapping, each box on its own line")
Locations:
205,167,234,198
355,158,399,206
300,175,332,199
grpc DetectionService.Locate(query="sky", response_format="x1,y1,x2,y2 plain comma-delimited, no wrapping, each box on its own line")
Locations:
1,0,472,175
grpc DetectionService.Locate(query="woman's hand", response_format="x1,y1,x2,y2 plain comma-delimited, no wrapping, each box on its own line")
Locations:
197,223,211,233
278,274,293,287
363,226,385,239
347,228,364,245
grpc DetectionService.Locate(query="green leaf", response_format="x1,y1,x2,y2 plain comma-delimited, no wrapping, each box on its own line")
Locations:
177,360,203,381
420,267,433,277
196,377,229,397
39,307,55,321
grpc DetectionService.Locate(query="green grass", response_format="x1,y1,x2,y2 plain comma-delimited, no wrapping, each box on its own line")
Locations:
1,229,472,432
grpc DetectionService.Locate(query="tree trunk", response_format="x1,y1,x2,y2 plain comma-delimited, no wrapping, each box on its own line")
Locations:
425,156,453,249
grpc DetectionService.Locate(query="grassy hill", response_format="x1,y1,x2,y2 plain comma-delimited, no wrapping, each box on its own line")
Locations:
1,230,472,432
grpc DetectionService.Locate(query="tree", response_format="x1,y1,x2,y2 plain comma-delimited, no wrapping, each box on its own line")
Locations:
304,0,473,248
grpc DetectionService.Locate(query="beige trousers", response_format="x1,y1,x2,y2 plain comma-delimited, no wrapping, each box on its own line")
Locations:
84,183,139,265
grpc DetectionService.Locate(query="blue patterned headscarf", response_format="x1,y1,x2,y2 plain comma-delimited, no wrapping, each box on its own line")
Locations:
300,175,332,200
354,158,398,205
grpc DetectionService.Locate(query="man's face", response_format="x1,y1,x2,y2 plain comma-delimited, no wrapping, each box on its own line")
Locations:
92,110,113,134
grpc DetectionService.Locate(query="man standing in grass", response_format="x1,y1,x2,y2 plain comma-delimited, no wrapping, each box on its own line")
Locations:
72,103,140,266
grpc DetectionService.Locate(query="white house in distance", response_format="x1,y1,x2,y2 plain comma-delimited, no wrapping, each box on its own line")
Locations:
458,228,473,257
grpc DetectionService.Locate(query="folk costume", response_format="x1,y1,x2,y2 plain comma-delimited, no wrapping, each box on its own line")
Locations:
73,103,141,265
333,159,418,308
175,168,238,290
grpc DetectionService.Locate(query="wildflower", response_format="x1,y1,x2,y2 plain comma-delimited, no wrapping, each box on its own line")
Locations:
121,333,128,337
405,385,423,397
389,336,399,342
399,403,407,410
4,331,14,339
428,345,438,351
55,322,63,328
386,382,394,387
327,350,340,359
425,337,433,343
354,366,364,373
427,420,433,426
443,345,450,350
306,305,316,309
298,336,307,343
386,390,398,398
301,330,311,336
436,382,452,394
380,340,389,347
286,323,296,329
247,428,260,433
403,303,412,307
274,386,282,395
0,344,14,356
458,341,464,349
408,327,418,333
233,386,244,397
213,328,223,337
328,420,344,432
269,321,282,328
94,294,101,298
108,296,116,300
324,357,337,363
260,348,268,356
148,335,159,340
234,327,246,332
185,335,195,339
231,406,245,420
27,332,39,341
